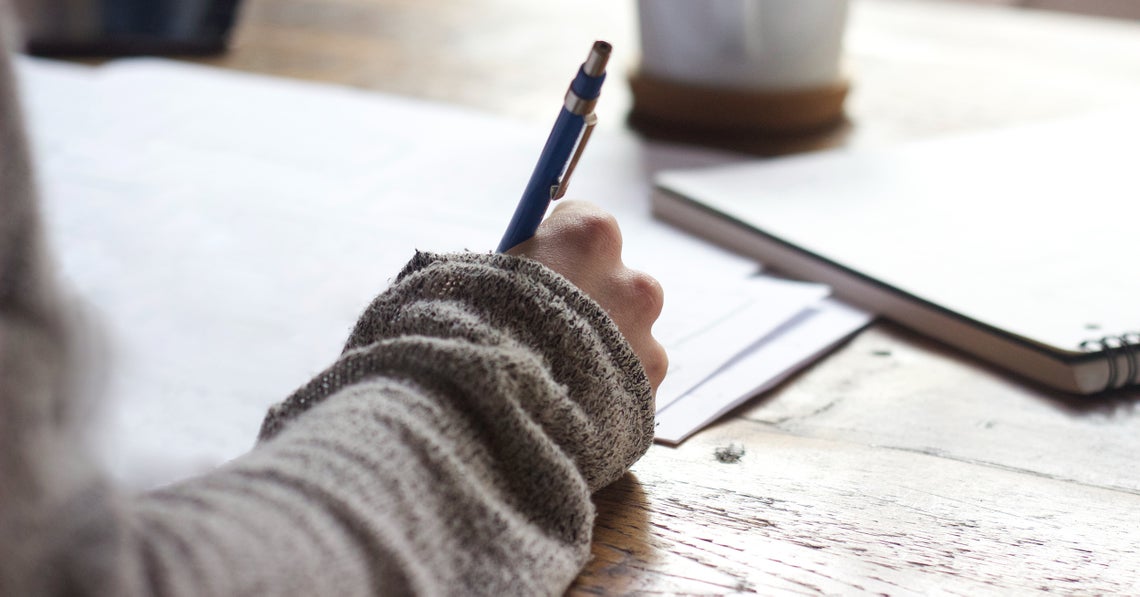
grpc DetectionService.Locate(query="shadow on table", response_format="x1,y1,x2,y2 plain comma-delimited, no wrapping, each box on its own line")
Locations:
570,473,653,593
879,322,1140,418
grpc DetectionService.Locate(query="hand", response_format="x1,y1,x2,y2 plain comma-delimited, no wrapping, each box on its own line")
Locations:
507,200,668,392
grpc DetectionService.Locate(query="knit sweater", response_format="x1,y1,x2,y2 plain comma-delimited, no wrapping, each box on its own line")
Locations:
0,16,655,596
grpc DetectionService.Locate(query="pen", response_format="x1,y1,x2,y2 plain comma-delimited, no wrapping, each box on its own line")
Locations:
496,41,611,253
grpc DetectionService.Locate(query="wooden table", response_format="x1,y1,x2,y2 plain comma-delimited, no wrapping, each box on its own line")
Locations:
195,0,1140,593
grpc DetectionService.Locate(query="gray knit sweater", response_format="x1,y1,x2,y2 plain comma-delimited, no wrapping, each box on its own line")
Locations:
0,17,655,596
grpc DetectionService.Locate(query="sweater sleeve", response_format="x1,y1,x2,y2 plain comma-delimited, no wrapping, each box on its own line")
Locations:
124,251,655,596
0,17,655,596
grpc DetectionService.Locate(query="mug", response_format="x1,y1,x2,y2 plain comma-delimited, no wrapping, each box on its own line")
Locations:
631,0,850,135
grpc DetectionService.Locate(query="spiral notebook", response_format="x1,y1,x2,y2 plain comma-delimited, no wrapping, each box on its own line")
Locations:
652,110,1140,395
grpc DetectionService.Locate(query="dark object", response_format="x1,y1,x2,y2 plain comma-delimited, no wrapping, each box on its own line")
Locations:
626,69,852,157
713,443,745,464
21,0,242,57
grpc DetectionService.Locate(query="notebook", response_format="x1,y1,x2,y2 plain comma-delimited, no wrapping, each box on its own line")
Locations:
652,110,1140,395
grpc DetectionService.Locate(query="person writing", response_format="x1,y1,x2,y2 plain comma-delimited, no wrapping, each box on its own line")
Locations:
0,9,666,596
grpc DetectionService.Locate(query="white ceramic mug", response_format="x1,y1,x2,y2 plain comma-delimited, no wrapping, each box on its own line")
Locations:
637,0,849,91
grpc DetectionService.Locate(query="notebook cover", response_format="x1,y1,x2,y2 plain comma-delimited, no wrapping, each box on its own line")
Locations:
652,110,1140,394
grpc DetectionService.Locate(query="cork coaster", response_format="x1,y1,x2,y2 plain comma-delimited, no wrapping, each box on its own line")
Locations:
628,69,849,135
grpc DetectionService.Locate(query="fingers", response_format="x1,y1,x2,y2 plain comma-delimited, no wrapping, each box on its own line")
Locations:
508,200,668,391
616,269,668,389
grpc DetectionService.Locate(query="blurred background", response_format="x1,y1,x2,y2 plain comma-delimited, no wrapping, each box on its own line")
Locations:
15,0,242,54
14,0,1140,154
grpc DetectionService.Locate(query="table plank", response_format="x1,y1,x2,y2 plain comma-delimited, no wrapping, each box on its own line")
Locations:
199,0,638,126
574,419,1140,595
747,325,1140,494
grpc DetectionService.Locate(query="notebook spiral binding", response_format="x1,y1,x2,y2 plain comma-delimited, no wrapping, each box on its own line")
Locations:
1079,332,1140,392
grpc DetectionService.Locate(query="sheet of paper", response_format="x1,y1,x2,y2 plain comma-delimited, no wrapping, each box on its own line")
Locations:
18,57,763,487
654,276,828,413
655,299,872,444
17,57,866,486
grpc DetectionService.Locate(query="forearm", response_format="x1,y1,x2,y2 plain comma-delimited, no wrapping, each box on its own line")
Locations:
135,377,587,595
129,252,655,596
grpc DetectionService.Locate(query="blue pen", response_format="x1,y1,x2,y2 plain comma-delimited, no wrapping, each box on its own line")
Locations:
496,41,611,252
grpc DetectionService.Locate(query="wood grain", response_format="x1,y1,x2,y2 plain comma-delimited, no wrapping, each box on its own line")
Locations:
577,420,1140,595
194,0,1140,593
574,325,1140,593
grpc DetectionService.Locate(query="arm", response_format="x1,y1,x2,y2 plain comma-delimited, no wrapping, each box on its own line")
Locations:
8,227,661,597
131,222,660,595
0,9,663,590
3,109,663,594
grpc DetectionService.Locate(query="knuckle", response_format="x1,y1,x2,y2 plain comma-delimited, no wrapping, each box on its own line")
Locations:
625,271,665,317
567,211,622,259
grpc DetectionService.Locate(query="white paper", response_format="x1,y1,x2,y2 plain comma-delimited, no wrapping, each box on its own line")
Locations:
655,299,872,444
654,276,828,413
17,57,868,487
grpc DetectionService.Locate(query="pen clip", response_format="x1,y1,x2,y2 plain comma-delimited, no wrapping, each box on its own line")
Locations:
550,112,598,201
